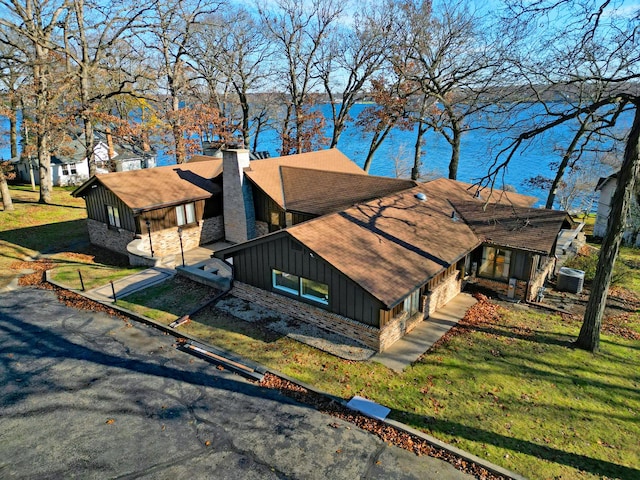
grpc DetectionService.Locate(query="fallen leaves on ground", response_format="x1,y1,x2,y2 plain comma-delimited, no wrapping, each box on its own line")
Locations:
260,373,504,480
602,314,640,341
11,259,54,286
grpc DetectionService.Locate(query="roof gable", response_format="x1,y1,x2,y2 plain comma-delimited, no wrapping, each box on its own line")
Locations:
72,159,223,213
244,148,365,209
452,201,571,254
281,166,416,215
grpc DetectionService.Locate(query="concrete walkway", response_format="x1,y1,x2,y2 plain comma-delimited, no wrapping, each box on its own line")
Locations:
86,241,233,302
86,267,175,302
373,293,477,372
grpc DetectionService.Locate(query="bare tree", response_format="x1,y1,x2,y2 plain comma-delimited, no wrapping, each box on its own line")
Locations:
63,0,155,176
144,0,222,163
356,74,415,172
258,0,344,154
0,0,71,204
317,0,398,148
487,0,640,352
399,0,501,180
190,6,272,150
0,39,28,159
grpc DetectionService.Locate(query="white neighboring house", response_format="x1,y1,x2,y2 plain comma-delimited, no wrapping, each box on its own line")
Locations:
594,173,640,246
13,130,156,187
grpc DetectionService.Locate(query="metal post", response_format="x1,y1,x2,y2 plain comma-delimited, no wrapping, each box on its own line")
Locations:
146,219,154,257
178,227,185,267
78,270,85,291
110,280,117,303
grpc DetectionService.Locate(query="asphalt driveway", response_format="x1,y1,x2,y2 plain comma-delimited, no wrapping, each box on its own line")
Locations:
0,287,471,479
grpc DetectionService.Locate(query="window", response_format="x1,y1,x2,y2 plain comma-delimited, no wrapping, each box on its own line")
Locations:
301,278,329,305
272,269,329,305
62,163,77,176
403,289,420,315
479,246,511,280
106,205,121,228
176,202,196,226
272,270,300,295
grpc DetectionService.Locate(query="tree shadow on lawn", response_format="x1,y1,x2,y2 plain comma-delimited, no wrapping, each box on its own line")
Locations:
395,412,640,479
0,219,89,255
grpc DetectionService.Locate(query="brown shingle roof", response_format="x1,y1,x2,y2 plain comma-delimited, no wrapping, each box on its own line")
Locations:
244,148,365,208
287,181,482,308
73,159,223,213
285,179,556,308
281,166,416,215
452,201,570,254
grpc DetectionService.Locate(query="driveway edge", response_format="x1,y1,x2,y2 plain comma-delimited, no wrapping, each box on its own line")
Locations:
45,274,526,480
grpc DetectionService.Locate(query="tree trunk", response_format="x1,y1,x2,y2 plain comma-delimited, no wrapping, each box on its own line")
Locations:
576,104,640,352
173,92,186,164
412,120,428,180
9,95,18,159
448,118,461,180
238,91,250,149
363,124,394,172
38,134,52,204
0,168,14,211
546,121,587,209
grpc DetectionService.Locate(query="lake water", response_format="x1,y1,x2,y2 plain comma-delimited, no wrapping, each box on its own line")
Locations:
2,103,632,208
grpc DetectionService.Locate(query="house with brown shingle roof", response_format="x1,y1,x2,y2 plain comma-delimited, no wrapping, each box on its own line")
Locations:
214,173,573,352
71,148,412,265
72,160,225,263
73,146,574,351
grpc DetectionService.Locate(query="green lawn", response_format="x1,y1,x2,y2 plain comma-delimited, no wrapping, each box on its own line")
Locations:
176,301,640,480
126,254,640,479
117,276,215,322
0,185,142,289
4,185,638,478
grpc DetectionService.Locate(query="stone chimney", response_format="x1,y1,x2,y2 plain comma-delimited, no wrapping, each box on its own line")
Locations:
223,149,256,243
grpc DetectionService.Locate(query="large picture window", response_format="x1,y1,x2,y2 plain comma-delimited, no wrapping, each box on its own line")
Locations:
272,270,300,295
106,205,121,228
272,269,329,305
301,278,329,305
479,246,511,280
176,202,196,226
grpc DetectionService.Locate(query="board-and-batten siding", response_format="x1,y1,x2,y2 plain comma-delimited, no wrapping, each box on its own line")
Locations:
140,200,205,232
84,185,137,232
231,234,385,327
84,184,207,234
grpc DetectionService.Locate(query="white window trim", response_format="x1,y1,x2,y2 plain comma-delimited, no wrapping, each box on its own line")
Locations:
176,202,197,226
106,205,121,228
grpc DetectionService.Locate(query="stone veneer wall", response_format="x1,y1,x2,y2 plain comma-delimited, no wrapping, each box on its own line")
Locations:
138,216,224,257
423,272,462,316
87,218,136,255
527,257,556,302
231,282,383,351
